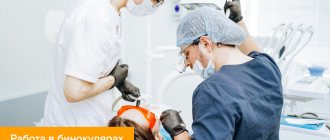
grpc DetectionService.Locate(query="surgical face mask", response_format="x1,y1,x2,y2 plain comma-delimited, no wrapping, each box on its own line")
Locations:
126,0,158,17
193,44,216,79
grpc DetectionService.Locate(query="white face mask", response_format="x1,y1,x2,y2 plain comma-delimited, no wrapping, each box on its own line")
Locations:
126,0,158,17
193,44,216,79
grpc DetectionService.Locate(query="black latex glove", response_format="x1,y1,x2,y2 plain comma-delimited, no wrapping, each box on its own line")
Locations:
160,109,188,139
224,0,243,23
109,63,128,89
117,80,140,102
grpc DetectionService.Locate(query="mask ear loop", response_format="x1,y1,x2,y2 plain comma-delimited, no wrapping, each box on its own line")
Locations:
193,34,211,67
196,45,206,67
198,43,208,55
198,41,214,63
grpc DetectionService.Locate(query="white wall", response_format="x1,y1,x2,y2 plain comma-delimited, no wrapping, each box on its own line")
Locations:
121,0,182,92
245,0,330,48
0,0,69,101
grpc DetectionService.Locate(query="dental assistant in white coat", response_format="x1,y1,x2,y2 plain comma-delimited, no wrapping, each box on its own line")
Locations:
39,0,164,126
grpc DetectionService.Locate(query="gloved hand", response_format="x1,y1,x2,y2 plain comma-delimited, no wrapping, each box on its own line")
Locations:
117,80,140,102
224,0,243,23
109,63,128,89
160,109,188,139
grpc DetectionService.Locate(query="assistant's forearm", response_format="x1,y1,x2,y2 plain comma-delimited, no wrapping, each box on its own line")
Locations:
64,75,115,102
78,76,115,99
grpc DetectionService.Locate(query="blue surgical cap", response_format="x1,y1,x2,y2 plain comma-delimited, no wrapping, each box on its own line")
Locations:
176,7,246,49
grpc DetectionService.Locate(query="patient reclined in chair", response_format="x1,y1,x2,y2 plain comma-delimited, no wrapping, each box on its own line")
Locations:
108,99,172,140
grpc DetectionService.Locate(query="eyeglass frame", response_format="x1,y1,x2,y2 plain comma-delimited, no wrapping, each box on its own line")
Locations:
117,105,157,129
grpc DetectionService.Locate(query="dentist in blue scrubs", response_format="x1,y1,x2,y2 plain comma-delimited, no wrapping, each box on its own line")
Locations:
159,1,283,140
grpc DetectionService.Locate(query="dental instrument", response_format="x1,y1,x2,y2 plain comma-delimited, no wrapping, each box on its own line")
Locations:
280,25,314,80
269,23,294,59
263,24,316,115
262,23,286,54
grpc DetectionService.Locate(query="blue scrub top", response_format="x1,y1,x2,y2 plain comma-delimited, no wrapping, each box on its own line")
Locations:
191,51,283,140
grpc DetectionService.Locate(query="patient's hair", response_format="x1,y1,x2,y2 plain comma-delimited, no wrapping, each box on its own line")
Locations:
108,116,155,140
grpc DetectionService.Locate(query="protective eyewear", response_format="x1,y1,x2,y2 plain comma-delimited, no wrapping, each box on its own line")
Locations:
177,34,207,73
117,105,156,129
175,53,186,73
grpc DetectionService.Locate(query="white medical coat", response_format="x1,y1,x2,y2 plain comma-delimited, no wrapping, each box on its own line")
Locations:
40,0,122,126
